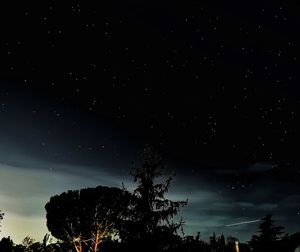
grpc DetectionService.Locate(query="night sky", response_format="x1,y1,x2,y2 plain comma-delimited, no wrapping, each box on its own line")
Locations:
0,0,300,243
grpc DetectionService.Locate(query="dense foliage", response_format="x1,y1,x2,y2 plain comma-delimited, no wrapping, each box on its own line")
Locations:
45,185,133,252
119,146,187,252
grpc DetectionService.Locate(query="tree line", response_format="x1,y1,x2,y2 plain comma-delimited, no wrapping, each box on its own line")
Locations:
0,146,300,252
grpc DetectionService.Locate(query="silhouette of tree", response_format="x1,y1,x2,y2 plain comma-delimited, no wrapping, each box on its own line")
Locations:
41,234,52,251
124,146,187,251
45,185,133,252
217,234,226,252
209,232,217,251
225,235,239,252
26,242,44,252
21,236,43,252
180,232,209,252
249,214,285,252
22,236,35,248
289,232,300,252
13,244,26,252
0,236,13,252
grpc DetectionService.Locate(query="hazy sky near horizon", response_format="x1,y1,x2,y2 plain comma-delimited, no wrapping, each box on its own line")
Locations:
0,147,299,243
0,159,131,243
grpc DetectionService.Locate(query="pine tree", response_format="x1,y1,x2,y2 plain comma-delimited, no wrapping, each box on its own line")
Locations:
249,214,284,252
128,146,187,250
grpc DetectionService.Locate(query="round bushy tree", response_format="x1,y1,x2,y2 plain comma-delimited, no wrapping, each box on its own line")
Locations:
45,185,133,252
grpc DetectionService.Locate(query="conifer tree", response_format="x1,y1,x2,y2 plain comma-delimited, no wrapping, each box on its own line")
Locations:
249,214,284,252
127,146,187,250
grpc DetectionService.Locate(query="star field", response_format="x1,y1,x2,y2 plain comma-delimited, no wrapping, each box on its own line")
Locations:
0,0,300,242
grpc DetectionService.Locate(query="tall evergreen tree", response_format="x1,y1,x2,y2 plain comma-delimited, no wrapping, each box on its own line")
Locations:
249,214,285,252
126,146,187,251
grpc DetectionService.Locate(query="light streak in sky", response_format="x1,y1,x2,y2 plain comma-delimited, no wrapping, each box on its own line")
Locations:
226,219,261,227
